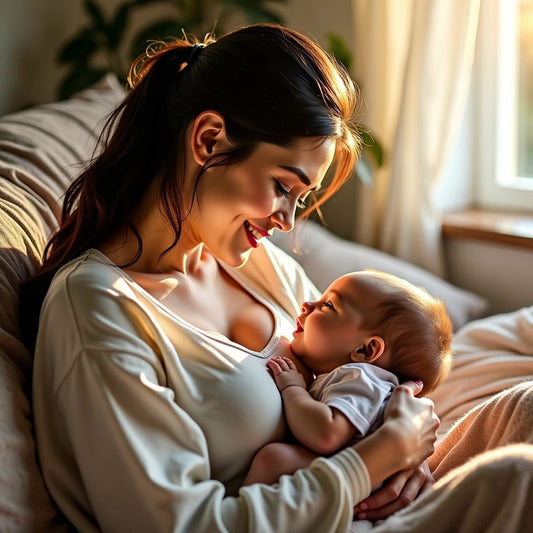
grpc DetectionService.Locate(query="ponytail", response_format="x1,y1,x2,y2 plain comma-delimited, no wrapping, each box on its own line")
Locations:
37,23,360,289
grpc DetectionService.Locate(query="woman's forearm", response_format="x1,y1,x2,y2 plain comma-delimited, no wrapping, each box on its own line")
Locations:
351,424,413,488
354,383,439,488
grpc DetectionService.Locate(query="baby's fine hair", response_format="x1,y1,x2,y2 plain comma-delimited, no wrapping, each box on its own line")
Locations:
359,270,453,395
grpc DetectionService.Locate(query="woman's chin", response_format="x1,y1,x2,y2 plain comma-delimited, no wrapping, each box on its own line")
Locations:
218,248,253,269
235,249,253,269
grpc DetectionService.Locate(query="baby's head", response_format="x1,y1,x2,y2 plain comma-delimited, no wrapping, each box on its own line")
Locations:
290,270,453,395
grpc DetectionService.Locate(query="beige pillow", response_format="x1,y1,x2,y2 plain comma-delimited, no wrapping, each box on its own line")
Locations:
0,74,125,531
272,220,488,331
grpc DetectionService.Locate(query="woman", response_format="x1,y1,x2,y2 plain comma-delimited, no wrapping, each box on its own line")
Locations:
29,24,533,532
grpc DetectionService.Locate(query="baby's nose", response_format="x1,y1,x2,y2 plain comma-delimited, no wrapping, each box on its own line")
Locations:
301,301,313,314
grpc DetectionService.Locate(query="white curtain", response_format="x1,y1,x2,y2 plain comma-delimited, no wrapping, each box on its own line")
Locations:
350,0,480,276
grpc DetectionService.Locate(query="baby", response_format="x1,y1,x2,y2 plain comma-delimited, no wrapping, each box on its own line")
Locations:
243,269,453,486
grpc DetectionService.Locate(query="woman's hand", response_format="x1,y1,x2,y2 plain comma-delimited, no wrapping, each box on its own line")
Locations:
353,461,434,521
382,380,440,470
351,380,439,511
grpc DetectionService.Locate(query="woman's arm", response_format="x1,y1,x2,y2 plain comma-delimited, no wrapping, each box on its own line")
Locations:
351,382,438,519
353,462,434,521
35,252,437,531
34,264,371,533
269,354,438,515
268,356,358,454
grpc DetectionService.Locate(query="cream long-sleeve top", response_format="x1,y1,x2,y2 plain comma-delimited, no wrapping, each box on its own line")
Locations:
32,241,371,533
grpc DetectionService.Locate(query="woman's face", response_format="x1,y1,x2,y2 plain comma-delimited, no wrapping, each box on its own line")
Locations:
186,137,335,267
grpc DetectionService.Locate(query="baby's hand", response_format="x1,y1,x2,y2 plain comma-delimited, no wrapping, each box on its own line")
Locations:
267,356,306,392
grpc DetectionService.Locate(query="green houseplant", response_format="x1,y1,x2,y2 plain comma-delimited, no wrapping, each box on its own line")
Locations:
327,32,384,180
57,0,286,100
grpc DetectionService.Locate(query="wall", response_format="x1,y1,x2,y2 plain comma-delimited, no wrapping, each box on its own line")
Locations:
0,0,353,114
2,0,532,314
2,0,82,113
444,238,533,316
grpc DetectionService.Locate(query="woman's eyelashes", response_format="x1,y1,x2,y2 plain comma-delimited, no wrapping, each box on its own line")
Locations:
274,179,290,199
273,179,309,209
297,195,309,209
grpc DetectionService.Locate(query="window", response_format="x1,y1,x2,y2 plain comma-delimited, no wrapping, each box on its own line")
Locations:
518,0,533,178
475,0,533,211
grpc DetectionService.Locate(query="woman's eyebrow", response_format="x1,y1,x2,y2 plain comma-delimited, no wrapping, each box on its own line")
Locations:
278,165,311,186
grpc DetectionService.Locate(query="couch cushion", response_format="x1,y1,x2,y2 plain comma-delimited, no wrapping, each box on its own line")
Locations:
0,74,124,531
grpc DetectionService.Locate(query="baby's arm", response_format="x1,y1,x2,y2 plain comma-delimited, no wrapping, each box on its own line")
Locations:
267,356,358,455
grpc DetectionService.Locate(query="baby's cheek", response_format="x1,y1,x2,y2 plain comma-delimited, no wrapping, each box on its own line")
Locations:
308,327,329,351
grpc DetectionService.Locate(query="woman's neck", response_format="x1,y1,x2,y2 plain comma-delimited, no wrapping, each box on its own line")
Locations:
97,168,209,274
98,203,207,277
99,232,206,275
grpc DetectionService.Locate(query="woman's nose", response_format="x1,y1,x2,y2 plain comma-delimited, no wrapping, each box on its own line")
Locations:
270,199,296,232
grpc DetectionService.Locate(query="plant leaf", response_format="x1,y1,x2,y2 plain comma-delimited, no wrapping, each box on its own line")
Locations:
57,33,99,64
219,0,285,23
326,33,352,71
130,0,167,4
242,6,284,23
108,3,133,47
130,18,184,60
359,129,384,167
58,66,108,100
85,0,107,31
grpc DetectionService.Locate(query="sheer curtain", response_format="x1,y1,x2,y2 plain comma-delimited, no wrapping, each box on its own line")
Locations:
350,0,480,276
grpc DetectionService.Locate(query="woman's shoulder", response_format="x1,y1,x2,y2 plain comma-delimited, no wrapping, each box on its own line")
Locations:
55,248,123,280
39,249,155,352
46,249,137,307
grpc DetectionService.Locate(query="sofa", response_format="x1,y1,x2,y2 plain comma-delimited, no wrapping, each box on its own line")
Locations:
0,74,494,530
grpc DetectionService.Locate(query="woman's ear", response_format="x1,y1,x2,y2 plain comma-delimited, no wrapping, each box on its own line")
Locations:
190,110,232,165
351,336,386,364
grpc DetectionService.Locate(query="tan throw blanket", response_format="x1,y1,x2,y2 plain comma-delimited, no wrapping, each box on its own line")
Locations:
373,444,533,532
428,306,533,479
349,308,533,532
430,381,533,479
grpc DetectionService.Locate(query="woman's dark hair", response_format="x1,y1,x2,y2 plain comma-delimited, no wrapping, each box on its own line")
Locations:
37,23,360,278
21,24,361,351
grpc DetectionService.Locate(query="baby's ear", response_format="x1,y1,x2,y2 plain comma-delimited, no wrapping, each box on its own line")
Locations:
351,336,385,363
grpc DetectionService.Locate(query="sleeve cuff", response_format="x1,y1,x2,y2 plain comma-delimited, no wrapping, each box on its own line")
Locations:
313,447,372,505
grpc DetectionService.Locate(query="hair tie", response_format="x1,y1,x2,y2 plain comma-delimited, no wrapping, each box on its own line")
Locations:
188,43,206,65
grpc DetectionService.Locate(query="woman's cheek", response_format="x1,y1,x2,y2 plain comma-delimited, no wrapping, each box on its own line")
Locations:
251,191,277,214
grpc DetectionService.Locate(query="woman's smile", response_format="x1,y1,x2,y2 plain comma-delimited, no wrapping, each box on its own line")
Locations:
189,137,335,267
244,220,271,248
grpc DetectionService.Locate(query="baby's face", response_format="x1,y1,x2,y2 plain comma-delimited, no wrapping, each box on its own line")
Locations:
291,272,383,374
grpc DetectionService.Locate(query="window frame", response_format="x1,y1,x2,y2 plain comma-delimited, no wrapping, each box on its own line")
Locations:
474,0,533,212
